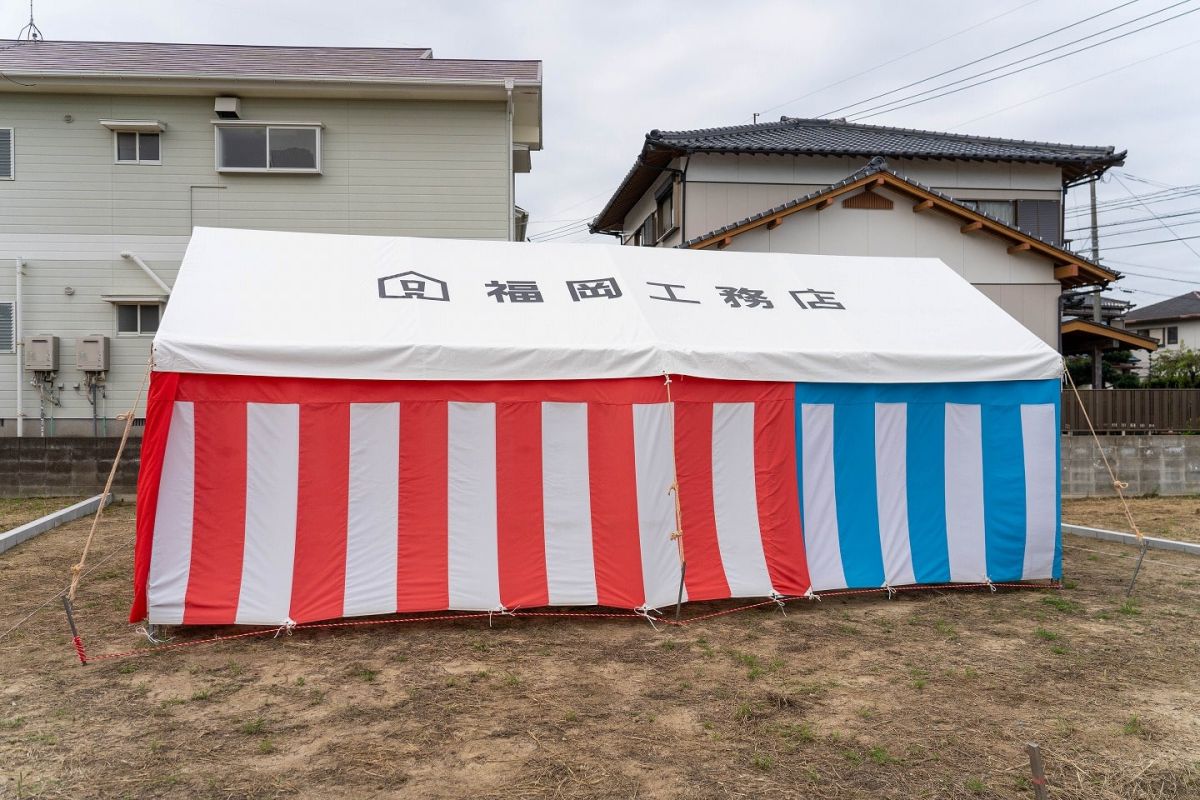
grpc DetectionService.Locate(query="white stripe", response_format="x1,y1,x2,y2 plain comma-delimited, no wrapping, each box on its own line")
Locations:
343,403,399,617
147,401,195,625
801,404,845,591
541,403,597,605
1021,403,1058,579
711,403,774,597
874,403,916,586
944,403,987,582
633,403,685,609
448,402,500,610
236,403,300,625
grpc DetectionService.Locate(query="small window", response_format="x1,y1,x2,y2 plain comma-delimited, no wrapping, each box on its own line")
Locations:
654,183,676,242
0,128,12,179
216,124,320,172
116,303,161,336
960,200,1015,225
1167,326,1179,345
0,301,14,352
114,131,161,164
639,215,656,247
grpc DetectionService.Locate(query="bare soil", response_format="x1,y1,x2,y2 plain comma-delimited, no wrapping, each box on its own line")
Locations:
1,502,1198,799
1064,496,1200,543
0,498,86,532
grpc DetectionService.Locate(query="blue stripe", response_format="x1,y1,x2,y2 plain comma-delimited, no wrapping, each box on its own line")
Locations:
1053,398,1063,579
905,402,950,583
832,403,884,588
794,380,1059,407
982,405,1027,581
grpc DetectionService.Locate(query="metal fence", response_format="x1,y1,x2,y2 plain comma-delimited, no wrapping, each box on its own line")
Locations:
1062,389,1200,433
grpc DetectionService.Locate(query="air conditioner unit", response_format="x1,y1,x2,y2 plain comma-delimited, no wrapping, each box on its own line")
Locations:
77,335,110,372
24,334,58,371
214,96,241,119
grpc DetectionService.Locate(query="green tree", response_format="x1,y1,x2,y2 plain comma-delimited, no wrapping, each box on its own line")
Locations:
1066,350,1141,388
1149,347,1200,388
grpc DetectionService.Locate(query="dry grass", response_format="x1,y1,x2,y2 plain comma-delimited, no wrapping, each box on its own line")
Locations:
1064,496,1200,543
1,502,1199,799
0,498,87,532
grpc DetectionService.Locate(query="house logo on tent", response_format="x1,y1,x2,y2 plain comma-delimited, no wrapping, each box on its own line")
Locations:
378,271,450,302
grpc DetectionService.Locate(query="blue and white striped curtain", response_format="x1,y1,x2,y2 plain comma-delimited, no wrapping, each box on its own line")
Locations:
795,380,1060,591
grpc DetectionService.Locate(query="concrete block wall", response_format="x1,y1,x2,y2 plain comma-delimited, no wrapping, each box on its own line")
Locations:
2,434,1195,501
1062,435,1200,497
0,437,141,498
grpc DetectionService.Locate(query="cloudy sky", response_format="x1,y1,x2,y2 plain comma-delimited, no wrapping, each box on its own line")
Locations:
18,0,1200,307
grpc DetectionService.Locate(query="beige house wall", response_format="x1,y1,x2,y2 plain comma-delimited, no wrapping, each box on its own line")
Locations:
0,93,512,435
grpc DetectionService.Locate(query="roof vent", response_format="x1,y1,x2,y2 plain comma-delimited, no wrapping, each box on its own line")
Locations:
214,96,241,120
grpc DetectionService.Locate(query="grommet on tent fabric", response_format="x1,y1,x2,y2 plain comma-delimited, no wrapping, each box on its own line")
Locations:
633,605,662,630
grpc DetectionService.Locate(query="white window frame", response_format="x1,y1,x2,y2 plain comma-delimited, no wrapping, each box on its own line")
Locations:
213,121,323,174
653,183,678,244
0,299,14,353
0,127,13,180
113,130,162,165
114,302,163,337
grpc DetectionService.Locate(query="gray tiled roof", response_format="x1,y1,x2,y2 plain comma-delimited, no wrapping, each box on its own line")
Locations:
650,117,1121,165
0,39,541,83
1124,291,1200,323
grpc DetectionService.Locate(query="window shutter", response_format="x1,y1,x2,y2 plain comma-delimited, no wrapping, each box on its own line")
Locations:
0,129,12,179
1016,199,1061,245
0,301,14,352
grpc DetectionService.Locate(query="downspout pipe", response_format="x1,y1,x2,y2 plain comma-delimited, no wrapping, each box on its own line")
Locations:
505,79,515,242
14,257,24,438
120,250,172,296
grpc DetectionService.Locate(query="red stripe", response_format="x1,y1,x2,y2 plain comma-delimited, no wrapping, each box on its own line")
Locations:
496,402,549,608
183,402,248,624
397,402,449,611
172,373,793,405
754,399,810,596
130,371,181,623
673,402,730,601
289,404,349,623
587,403,644,608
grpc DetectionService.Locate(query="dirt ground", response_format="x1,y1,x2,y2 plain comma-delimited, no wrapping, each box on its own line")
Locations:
1,501,1198,800
0,498,86,532
1064,495,1200,543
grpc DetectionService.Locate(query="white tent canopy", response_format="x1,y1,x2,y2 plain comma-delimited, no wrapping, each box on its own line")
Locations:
154,227,1061,383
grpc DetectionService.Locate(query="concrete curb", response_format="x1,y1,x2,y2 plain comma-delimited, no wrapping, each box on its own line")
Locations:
0,494,113,555
1062,523,1200,556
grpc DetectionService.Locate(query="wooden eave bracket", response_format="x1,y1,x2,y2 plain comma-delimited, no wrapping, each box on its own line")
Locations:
960,221,984,234
1007,242,1032,255
1054,264,1080,281
716,236,733,250
912,199,934,213
766,218,783,231
815,197,835,211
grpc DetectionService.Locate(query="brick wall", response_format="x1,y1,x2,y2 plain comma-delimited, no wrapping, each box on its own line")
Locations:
0,437,142,498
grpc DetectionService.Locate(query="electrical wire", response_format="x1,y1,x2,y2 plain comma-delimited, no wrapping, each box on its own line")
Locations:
1112,172,1200,260
1103,233,1200,250
846,3,1200,121
819,0,1147,118
949,36,1200,129
757,0,1044,116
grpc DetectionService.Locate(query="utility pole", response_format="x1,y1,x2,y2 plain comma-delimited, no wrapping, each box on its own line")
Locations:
1090,176,1104,390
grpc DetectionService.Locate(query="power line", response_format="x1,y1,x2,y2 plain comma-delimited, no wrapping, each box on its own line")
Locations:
757,0,1043,116
1104,233,1200,250
1066,207,1200,232
949,36,1200,129
1115,269,1200,284
846,2,1200,121
1065,186,1200,217
819,0,1148,118
1112,172,1200,260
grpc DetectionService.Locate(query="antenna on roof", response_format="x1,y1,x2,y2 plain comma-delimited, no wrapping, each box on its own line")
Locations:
17,0,43,41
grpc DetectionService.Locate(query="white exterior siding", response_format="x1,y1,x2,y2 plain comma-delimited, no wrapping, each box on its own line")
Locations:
1129,319,1200,375
708,188,1061,348
0,93,512,435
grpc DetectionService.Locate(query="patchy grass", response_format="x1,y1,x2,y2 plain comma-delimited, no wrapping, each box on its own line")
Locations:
1,503,1199,798
1064,496,1200,543
0,496,87,531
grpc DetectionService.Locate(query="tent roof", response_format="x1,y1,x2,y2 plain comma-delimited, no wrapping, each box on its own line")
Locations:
154,227,1062,384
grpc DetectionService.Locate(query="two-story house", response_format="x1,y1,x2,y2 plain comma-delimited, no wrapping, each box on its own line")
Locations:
590,117,1123,350
1124,291,1200,376
0,39,542,436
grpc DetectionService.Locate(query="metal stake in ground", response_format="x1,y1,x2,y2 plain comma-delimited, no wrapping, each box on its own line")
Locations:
1126,539,1150,598
1025,742,1048,800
